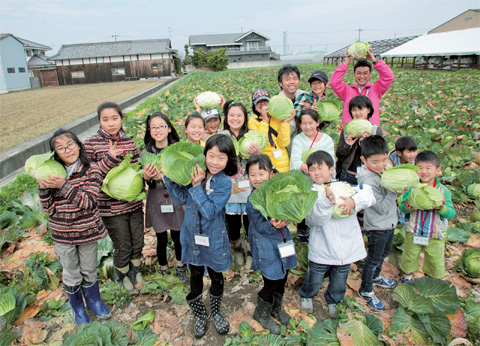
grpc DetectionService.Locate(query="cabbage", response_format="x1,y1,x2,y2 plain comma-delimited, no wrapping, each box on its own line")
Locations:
467,183,480,199
407,184,444,210
196,91,221,109
301,149,318,164
455,248,480,279
380,164,420,193
249,170,318,223
329,182,356,219
139,152,162,180
238,131,267,159
344,119,374,138
102,154,146,201
24,152,67,180
268,95,294,120
227,135,239,156
315,101,340,122
347,41,371,59
161,142,206,186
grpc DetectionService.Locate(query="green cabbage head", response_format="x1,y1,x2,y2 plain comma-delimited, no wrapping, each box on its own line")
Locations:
344,119,374,138
102,154,146,201
407,184,444,210
455,248,480,279
268,95,294,120
347,41,371,59
196,91,221,109
329,182,356,219
25,152,67,180
380,164,420,193
238,131,267,159
139,152,162,180
302,149,318,164
249,170,318,223
467,183,480,199
315,101,340,122
161,142,206,186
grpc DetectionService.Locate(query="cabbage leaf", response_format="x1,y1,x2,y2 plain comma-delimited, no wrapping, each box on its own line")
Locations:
329,182,356,218
268,95,294,121
344,119,374,138
407,184,444,210
238,131,267,159
24,152,67,180
455,248,480,278
161,142,206,186
102,154,146,201
316,101,340,122
380,164,420,193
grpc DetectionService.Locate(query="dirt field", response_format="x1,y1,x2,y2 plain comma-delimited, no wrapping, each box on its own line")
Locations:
0,79,166,152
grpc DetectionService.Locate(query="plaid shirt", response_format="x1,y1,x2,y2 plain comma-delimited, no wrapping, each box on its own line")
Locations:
294,91,326,117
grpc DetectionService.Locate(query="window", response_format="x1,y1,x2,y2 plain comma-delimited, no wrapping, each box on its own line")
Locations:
464,17,472,21
71,70,85,78
7,68,15,73
26,51,33,57
152,63,164,70
111,68,125,75
246,41,259,50
18,67,26,73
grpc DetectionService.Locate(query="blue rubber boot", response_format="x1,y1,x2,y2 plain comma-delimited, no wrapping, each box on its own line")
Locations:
82,281,111,319
65,285,90,325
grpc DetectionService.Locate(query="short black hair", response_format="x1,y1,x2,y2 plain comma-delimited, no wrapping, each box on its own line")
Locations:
223,100,249,139
416,151,440,168
349,96,374,119
395,136,418,153
353,59,372,73
246,154,275,175
277,64,300,86
185,112,205,128
306,150,334,169
361,135,389,159
50,128,90,175
144,112,180,152
97,102,123,120
204,134,238,176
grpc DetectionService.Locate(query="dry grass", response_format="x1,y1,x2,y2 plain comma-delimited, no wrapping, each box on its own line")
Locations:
0,79,165,152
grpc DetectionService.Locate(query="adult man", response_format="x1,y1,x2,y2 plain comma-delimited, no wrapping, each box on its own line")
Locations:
330,47,394,128
277,65,303,142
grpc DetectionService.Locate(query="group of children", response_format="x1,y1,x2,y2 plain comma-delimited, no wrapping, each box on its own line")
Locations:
37,60,455,338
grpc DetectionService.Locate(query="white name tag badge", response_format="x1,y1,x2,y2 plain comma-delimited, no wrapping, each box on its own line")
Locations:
195,235,210,247
238,180,250,189
161,204,174,213
278,240,296,258
273,149,283,159
413,236,429,246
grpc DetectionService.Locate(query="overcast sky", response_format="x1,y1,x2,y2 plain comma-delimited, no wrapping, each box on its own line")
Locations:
0,0,478,57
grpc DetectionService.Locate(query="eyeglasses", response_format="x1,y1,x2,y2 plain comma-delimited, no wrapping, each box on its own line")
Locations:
55,141,77,154
150,125,168,132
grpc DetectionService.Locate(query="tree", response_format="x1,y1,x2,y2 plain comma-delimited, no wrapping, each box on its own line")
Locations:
183,44,192,67
191,48,229,72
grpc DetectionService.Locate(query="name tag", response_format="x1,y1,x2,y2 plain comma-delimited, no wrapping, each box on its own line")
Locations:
238,180,250,189
161,204,174,213
278,240,296,258
273,149,283,159
195,235,210,247
413,236,429,246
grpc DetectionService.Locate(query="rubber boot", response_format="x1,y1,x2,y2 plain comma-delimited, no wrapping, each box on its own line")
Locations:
271,292,292,325
187,294,208,339
65,285,90,325
253,295,280,335
230,240,244,266
129,259,145,289
209,292,229,335
242,240,253,270
114,265,138,294
82,281,111,319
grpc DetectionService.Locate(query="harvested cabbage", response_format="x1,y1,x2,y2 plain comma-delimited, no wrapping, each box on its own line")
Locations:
380,164,420,193
302,149,318,164
161,142,206,186
139,152,162,180
238,131,267,159
25,152,67,180
315,101,340,122
344,119,374,138
407,184,444,210
268,95,294,121
196,91,221,109
329,182,356,218
102,154,145,201
347,41,371,59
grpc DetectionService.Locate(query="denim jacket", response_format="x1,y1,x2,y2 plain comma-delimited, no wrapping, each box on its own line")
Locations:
246,197,297,280
164,171,233,272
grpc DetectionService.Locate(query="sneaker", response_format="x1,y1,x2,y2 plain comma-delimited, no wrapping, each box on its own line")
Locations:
401,275,414,285
300,298,313,313
176,265,187,282
328,304,337,318
373,276,396,288
359,291,385,311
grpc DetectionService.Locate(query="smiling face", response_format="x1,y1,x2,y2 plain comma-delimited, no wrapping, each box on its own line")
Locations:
279,72,300,98
248,163,273,189
255,100,269,114
398,149,418,164
299,113,320,139
185,118,204,143
227,106,246,132
149,117,171,145
362,153,388,175
310,80,326,96
205,145,228,175
354,66,372,88
54,135,79,166
99,108,123,136
351,106,371,120
308,162,334,185
416,161,441,186
205,118,220,133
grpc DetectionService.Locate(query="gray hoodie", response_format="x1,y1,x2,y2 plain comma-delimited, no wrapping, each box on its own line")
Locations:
357,166,399,231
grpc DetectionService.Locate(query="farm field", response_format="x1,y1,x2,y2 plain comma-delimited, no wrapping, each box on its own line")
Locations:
0,79,166,152
1,64,480,345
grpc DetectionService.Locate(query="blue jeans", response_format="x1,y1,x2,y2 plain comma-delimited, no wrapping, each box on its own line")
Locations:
299,261,351,305
360,229,394,293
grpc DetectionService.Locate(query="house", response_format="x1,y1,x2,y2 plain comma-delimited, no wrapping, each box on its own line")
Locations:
49,39,177,85
15,36,52,70
429,9,480,34
0,34,30,93
189,30,280,63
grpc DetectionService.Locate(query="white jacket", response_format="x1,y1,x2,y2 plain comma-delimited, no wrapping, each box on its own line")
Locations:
306,182,376,266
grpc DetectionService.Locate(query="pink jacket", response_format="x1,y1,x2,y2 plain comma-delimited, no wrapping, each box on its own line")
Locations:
330,60,394,127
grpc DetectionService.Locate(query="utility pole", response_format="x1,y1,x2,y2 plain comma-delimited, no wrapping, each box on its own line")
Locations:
112,34,119,41
358,26,364,40
283,31,287,55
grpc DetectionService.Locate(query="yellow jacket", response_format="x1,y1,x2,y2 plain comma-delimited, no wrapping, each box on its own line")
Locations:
248,116,291,172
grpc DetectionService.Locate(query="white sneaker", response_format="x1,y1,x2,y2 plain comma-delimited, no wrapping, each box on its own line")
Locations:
328,304,337,318
301,298,313,313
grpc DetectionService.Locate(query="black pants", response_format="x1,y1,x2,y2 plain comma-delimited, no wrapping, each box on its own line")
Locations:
259,271,289,304
155,230,181,266
225,213,249,242
187,264,224,300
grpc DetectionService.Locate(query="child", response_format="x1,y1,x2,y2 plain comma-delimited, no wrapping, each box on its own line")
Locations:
193,94,225,142
246,154,296,335
248,89,294,173
356,135,401,310
336,96,383,185
184,112,206,146
219,100,260,269
389,136,418,167
399,151,455,284
84,102,145,294
299,150,375,317
294,70,329,117
39,129,113,325
163,134,238,339
142,112,187,281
